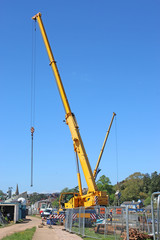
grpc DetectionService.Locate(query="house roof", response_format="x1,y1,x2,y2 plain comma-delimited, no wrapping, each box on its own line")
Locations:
121,201,142,205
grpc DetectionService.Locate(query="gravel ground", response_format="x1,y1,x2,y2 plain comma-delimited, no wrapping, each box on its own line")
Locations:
33,225,83,240
0,216,82,240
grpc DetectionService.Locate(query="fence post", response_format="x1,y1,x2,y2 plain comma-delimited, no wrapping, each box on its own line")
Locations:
65,209,69,231
151,195,155,240
151,192,160,240
126,205,129,240
107,207,109,234
69,208,73,232
145,212,150,234
157,195,160,240
78,207,81,235
79,207,84,236
104,206,107,237
82,207,85,237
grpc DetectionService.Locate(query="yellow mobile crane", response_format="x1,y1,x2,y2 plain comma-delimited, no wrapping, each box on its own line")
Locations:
32,13,115,210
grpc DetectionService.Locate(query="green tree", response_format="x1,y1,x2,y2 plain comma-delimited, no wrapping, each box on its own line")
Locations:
60,187,70,193
28,192,46,204
96,175,112,193
0,190,5,196
120,172,144,202
143,173,151,194
60,186,79,193
69,186,79,193
150,171,160,193
96,175,115,204
0,190,6,200
144,196,151,206
52,198,59,208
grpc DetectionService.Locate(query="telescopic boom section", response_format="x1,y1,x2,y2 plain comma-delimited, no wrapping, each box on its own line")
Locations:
93,112,116,179
32,13,97,193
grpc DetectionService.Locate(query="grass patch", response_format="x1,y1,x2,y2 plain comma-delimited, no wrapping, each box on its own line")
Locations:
83,236,117,240
0,222,14,229
81,228,151,240
84,237,117,239
16,219,24,223
72,226,120,239
1,227,36,240
83,231,118,240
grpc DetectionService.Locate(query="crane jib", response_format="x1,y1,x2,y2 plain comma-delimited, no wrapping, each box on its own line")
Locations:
32,12,97,193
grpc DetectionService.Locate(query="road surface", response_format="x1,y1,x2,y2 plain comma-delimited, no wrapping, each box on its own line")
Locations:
0,216,82,240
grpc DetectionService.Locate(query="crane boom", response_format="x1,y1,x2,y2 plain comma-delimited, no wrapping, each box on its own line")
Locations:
93,112,116,179
32,12,97,193
32,12,109,209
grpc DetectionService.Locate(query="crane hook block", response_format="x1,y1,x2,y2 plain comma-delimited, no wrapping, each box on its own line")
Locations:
31,127,35,135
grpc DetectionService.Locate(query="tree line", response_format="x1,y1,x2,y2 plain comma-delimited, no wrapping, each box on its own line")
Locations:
96,171,160,206
1,171,159,207
58,171,160,206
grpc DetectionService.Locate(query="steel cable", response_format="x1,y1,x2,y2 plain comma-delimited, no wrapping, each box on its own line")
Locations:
30,20,37,187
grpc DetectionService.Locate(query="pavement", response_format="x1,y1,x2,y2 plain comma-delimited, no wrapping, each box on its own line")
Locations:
0,216,82,240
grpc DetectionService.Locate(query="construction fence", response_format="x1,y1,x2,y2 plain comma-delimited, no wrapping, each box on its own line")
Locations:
65,206,154,239
27,207,39,215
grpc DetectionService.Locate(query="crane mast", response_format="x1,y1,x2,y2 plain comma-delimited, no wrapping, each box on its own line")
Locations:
32,12,108,208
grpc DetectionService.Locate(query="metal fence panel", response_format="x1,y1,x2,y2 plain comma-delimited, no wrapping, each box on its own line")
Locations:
27,208,39,215
64,205,155,239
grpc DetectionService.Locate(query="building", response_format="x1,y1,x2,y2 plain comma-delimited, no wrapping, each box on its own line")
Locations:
121,200,144,212
0,191,27,223
0,201,25,223
35,199,52,210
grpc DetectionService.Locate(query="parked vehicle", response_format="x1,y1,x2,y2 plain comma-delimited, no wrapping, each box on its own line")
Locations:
41,208,52,217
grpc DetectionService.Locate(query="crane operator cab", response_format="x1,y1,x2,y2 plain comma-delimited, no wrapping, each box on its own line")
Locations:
59,192,80,211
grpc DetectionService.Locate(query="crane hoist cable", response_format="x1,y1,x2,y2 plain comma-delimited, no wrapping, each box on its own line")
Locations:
30,127,34,187
114,116,121,205
30,20,37,187
114,115,119,185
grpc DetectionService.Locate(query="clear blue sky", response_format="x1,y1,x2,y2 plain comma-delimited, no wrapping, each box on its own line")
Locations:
0,0,160,194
